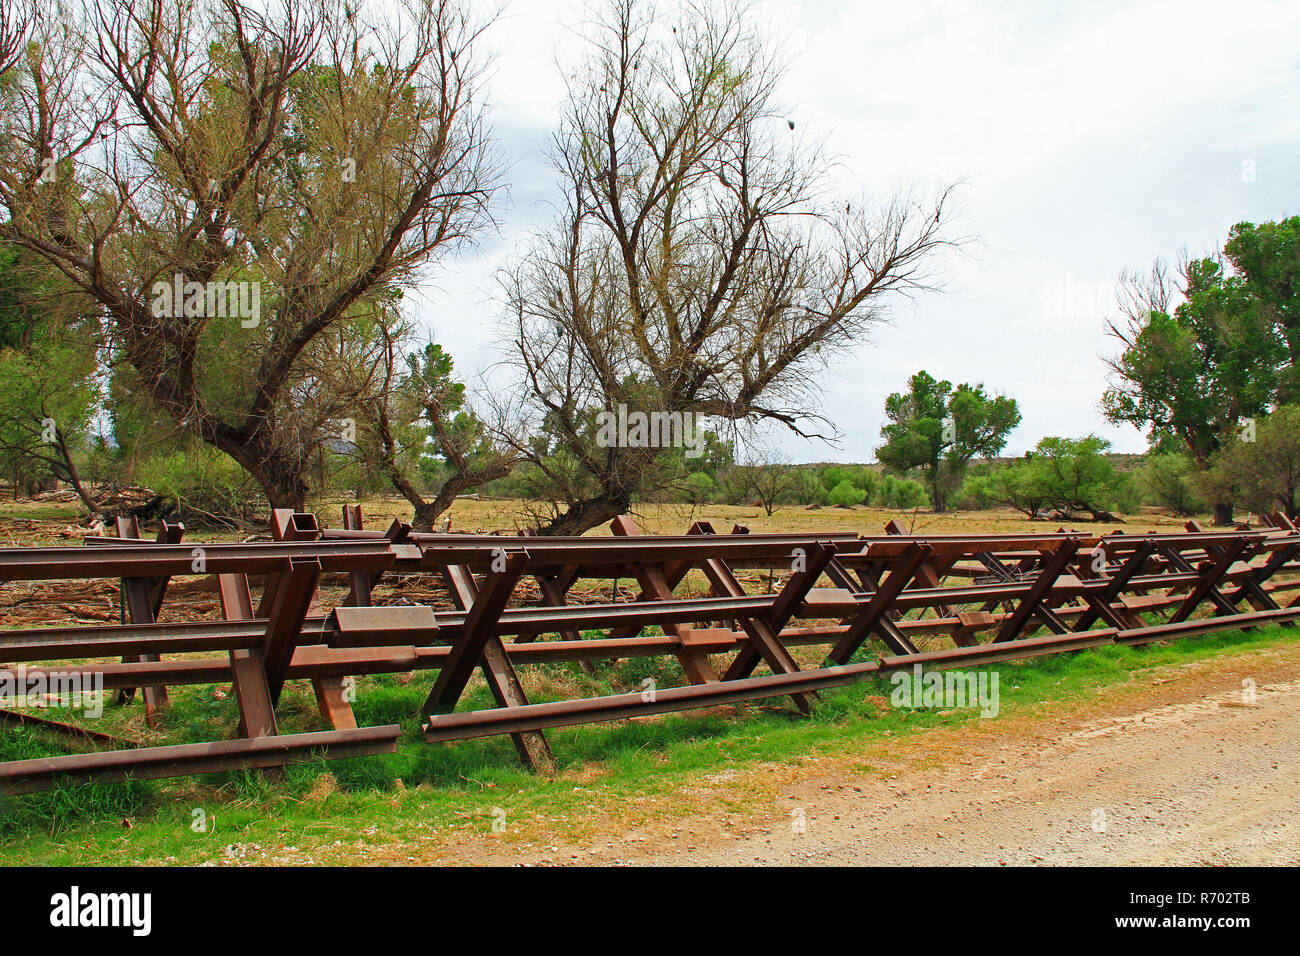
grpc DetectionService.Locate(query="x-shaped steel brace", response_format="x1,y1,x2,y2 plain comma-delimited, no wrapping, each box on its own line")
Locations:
827,542,928,664
1165,538,1252,624
427,557,555,771
992,538,1080,643
1072,538,1156,632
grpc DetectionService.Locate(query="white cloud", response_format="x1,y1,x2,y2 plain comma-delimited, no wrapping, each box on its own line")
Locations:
407,0,1300,460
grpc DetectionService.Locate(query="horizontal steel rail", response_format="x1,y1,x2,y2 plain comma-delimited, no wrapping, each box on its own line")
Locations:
0,726,402,795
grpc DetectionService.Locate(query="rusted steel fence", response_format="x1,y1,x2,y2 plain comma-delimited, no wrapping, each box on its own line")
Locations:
2,506,1299,794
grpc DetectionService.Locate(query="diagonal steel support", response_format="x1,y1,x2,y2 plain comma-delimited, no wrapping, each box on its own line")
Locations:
112,517,181,724
708,541,837,713
269,509,358,728
516,530,598,674
828,543,928,663
993,539,1080,643
606,519,715,640
262,556,322,705
218,572,279,739
1073,539,1155,632
442,563,556,769
1225,542,1295,611
424,554,527,713
886,520,957,620
1168,538,1250,624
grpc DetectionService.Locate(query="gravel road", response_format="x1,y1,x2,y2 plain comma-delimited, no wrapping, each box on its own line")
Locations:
631,673,1300,865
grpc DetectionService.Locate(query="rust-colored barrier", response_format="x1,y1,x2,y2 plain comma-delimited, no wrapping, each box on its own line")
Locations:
2,508,1298,794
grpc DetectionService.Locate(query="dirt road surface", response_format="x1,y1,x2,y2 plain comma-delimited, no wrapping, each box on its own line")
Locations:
670,679,1300,866
441,642,1300,867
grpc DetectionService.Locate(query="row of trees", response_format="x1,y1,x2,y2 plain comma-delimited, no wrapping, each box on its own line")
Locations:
487,454,932,514
481,415,1300,523
872,352,1300,522
1102,216,1300,523
627,206,1300,525
0,0,960,533
867,214,1300,525
5,1,1291,530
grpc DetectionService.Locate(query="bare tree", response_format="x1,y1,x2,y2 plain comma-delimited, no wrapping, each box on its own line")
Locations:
500,0,960,534
723,462,799,516
0,0,34,77
721,440,799,515
1109,256,1178,338
0,0,500,510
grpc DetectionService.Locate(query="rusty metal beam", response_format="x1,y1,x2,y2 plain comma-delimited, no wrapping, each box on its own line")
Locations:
0,726,402,796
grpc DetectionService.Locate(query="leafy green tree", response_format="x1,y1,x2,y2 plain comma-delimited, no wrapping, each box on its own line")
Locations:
1138,452,1205,517
1202,406,1300,520
0,1,499,510
969,437,1132,520
1223,217,1300,399
132,444,262,526
955,471,994,510
876,370,1020,511
1032,435,1133,520
683,432,736,483
363,343,516,531
961,457,1052,519
791,468,829,506
827,479,865,507
1103,243,1291,523
0,243,101,511
0,338,101,509
680,470,715,506
654,431,735,504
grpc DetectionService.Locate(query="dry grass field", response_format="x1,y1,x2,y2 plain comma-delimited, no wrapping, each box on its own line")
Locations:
0,492,1197,553
329,496,1193,539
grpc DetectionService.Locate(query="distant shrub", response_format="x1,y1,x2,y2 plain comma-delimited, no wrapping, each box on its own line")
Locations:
134,447,261,522
954,472,998,510
827,479,866,507
1139,452,1205,516
791,468,828,506
821,465,880,501
680,470,715,505
873,474,929,509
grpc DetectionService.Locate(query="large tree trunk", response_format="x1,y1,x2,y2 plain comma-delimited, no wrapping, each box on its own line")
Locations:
263,472,308,512
410,503,445,533
52,428,99,518
538,492,632,536
384,463,493,532
1211,501,1234,526
383,463,440,531
221,440,309,513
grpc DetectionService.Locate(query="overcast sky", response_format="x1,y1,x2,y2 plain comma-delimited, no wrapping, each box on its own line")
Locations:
406,0,1300,463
